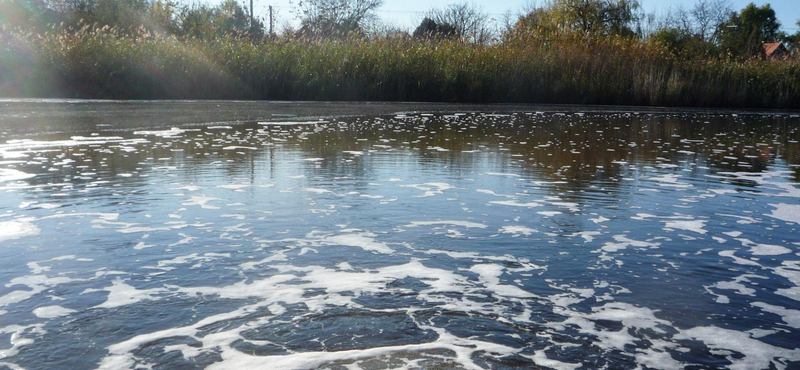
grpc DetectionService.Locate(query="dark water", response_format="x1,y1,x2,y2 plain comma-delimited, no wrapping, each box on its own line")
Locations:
0,100,799,370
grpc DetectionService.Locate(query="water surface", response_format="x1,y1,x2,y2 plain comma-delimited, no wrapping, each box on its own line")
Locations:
0,101,799,370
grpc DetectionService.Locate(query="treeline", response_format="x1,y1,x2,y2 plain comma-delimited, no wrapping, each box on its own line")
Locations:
0,0,265,38
3,0,797,57
0,0,799,107
502,0,800,59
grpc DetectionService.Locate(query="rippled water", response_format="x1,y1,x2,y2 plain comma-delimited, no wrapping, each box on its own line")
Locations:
0,101,799,370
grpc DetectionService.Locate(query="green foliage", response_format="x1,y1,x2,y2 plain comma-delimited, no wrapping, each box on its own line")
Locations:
509,0,640,39
1,27,798,108
718,3,781,56
0,0,264,38
412,18,458,40
784,20,800,50
651,28,714,57
178,0,263,39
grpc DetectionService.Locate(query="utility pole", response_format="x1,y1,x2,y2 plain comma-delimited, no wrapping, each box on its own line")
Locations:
250,0,254,29
269,5,274,36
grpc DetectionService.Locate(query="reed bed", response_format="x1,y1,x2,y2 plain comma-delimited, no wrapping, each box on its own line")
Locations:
1,27,798,108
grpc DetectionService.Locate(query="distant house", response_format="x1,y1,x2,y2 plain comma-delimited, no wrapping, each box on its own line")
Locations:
762,42,788,59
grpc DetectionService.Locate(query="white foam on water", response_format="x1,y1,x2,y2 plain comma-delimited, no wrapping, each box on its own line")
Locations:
572,231,602,243
537,211,562,217
85,279,168,309
32,305,76,319
0,275,78,308
476,189,515,198
488,200,542,208
767,203,800,225
499,225,537,236
751,302,800,328
706,274,765,301
718,250,761,267
468,264,535,298
323,233,394,254
735,238,792,256
675,326,800,370
716,213,760,224
94,256,562,369
663,220,707,234
598,235,659,253
0,324,44,360
399,183,456,197
207,329,516,370
749,243,791,256
773,261,800,302
133,242,154,250
303,187,333,194
182,195,221,210
405,221,487,229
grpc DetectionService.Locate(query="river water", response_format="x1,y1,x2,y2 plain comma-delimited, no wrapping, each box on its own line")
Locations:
0,100,799,370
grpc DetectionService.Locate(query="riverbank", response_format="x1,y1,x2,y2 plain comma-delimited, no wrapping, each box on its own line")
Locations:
2,29,799,108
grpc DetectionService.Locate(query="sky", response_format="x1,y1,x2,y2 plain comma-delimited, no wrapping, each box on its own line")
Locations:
238,0,800,33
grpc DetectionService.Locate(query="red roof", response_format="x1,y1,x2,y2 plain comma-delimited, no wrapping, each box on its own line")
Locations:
763,42,785,57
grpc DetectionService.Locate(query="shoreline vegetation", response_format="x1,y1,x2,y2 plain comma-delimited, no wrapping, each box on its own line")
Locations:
1,0,799,108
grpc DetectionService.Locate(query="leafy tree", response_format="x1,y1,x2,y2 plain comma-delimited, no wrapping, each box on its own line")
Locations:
148,0,180,34
508,0,640,39
66,0,152,30
178,0,262,38
651,27,711,56
718,3,781,56
178,4,216,38
412,17,458,40
785,20,800,51
557,0,639,36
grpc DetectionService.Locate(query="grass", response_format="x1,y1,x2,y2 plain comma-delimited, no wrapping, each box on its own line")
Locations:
1,27,799,108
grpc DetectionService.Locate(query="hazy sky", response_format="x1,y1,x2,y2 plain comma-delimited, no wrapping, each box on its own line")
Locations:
240,0,799,33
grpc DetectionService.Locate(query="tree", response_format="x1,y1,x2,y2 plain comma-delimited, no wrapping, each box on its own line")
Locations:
68,0,152,30
148,0,180,34
507,0,640,39
785,20,800,51
651,27,710,56
295,0,383,38
718,3,781,56
690,0,732,42
178,0,263,39
412,17,458,40
506,6,558,39
425,3,492,44
547,0,640,37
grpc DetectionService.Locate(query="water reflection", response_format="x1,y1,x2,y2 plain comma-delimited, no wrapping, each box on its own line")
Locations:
0,105,798,370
